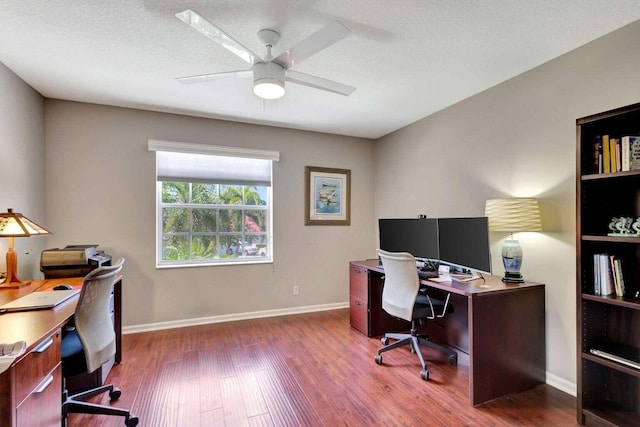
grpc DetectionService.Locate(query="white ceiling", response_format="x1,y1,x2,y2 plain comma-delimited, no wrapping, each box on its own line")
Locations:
2,1,640,139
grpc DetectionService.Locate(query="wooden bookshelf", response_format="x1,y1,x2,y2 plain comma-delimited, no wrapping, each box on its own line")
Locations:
576,102,640,425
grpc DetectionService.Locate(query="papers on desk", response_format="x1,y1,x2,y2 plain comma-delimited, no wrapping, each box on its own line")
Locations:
0,340,27,374
429,276,452,283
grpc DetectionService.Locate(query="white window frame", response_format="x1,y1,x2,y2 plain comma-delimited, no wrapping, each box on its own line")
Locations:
149,139,279,268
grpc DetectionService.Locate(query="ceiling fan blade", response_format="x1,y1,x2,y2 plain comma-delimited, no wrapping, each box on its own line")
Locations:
274,21,350,69
176,9,261,65
176,70,253,84
286,70,355,96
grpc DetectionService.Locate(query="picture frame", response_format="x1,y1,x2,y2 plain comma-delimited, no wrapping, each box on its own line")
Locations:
305,166,351,225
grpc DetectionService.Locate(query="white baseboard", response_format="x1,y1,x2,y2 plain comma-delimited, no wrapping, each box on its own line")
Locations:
545,371,576,396
123,302,349,334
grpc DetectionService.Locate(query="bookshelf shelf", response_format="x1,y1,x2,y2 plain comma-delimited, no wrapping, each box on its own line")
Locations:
582,235,640,243
577,102,640,426
582,405,639,427
583,352,640,378
582,293,640,309
581,170,640,181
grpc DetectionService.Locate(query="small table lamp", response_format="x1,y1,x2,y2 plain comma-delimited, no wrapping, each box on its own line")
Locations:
484,198,542,283
0,208,51,288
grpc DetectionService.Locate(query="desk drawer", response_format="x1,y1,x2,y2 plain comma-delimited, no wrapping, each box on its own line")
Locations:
349,264,368,300
16,363,61,427
14,330,61,405
349,294,368,335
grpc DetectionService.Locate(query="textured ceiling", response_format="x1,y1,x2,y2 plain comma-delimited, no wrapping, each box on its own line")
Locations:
2,1,640,139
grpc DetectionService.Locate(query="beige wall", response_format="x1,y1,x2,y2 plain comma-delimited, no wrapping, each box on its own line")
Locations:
375,20,640,390
5,18,640,395
0,63,46,280
43,101,375,327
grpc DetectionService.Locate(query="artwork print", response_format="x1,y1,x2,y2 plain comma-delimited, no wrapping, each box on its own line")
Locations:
305,166,351,225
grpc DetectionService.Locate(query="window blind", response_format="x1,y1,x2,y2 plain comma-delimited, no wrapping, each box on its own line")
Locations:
148,139,279,186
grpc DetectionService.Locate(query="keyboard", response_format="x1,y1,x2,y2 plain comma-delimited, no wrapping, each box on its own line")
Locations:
418,270,439,279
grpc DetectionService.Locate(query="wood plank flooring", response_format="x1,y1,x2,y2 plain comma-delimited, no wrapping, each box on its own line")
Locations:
68,309,578,426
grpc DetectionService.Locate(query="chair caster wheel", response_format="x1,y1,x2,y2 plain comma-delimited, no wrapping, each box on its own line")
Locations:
109,388,121,401
449,354,458,366
375,354,383,365
126,416,139,427
381,337,389,345
420,369,429,381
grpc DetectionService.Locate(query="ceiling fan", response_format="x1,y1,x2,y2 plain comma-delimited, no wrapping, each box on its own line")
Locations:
175,9,356,100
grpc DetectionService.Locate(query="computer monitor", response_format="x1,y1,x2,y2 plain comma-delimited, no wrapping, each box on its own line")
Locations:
437,217,492,277
378,218,439,261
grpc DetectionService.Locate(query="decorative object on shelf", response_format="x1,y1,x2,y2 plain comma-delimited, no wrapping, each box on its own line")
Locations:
484,198,542,283
607,216,640,236
0,208,51,288
305,166,351,226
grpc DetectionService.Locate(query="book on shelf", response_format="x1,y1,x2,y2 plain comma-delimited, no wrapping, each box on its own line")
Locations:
602,135,611,173
614,258,625,296
593,253,625,296
621,136,631,171
593,136,602,173
611,137,619,172
626,135,640,171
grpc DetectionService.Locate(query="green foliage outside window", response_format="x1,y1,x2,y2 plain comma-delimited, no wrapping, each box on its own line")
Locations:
160,182,269,263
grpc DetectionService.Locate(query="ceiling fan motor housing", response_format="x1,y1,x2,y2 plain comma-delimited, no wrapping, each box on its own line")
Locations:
252,61,286,99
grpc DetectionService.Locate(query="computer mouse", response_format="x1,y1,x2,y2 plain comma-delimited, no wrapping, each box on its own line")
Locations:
53,284,73,291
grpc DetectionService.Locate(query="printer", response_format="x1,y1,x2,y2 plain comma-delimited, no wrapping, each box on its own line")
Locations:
40,244,112,279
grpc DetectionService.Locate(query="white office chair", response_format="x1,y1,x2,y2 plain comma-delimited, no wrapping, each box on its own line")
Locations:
61,258,138,427
374,249,457,380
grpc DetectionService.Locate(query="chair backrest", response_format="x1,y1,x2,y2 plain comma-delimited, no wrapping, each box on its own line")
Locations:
378,249,420,322
75,258,124,373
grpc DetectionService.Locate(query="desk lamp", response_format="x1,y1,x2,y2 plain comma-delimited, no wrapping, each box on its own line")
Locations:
0,208,51,288
484,198,542,283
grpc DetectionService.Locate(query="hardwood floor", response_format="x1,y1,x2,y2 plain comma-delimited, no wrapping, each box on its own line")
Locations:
68,309,578,426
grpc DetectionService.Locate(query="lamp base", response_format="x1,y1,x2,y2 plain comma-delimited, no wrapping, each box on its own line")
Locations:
0,246,28,289
0,279,29,289
502,271,525,284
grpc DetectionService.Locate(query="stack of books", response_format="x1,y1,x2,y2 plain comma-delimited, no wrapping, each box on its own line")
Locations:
593,135,640,174
593,253,625,296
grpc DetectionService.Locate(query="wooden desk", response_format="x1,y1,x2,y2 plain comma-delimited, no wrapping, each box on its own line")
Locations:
0,276,122,427
349,260,546,406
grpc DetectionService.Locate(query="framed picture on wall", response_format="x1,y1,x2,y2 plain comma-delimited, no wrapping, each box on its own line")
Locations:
305,166,351,225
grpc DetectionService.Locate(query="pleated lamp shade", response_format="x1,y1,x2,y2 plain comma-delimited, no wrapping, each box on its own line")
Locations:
484,198,542,232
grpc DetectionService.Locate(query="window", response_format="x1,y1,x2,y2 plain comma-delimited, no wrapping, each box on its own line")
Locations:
149,140,279,267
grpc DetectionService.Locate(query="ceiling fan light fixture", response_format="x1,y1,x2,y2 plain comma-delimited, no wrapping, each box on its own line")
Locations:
254,78,285,99
252,61,286,99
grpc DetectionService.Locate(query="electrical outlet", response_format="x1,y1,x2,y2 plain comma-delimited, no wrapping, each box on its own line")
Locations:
293,285,300,296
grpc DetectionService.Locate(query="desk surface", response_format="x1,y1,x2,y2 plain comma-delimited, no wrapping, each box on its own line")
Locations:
350,259,544,297
0,278,83,362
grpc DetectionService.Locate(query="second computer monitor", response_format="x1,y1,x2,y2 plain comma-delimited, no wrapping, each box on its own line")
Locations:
437,217,492,275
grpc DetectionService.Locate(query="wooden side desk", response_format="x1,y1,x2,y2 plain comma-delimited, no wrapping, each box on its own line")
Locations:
349,260,546,406
0,276,122,427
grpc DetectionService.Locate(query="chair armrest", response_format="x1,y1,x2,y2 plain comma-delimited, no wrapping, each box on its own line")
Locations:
424,292,451,319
